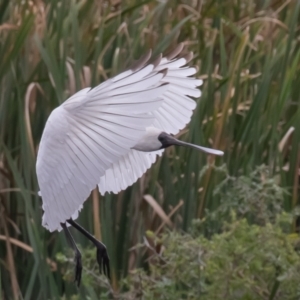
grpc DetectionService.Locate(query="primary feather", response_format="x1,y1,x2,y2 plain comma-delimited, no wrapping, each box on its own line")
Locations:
36,44,202,231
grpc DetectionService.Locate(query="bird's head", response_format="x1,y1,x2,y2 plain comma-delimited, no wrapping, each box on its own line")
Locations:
133,127,223,156
158,131,224,156
158,132,178,149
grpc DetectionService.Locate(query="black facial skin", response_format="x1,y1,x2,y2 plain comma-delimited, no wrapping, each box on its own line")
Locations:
158,132,176,149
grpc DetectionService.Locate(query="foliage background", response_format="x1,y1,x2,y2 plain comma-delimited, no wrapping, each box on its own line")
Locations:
1,0,300,299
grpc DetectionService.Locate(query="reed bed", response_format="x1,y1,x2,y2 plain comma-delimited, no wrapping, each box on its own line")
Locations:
1,0,300,298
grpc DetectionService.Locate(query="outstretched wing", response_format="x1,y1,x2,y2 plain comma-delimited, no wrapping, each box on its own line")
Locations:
36,62,169,231
98,149,164,195
98,44,202,195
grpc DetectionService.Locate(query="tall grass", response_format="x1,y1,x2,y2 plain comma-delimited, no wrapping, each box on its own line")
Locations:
1,0,300,298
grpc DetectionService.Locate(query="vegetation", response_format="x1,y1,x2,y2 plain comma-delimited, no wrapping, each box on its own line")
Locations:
57,166,300,299
119,215,300,300
1,0,300,299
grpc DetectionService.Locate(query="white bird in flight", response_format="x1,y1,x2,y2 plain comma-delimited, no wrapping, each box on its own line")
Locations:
36,43,223,286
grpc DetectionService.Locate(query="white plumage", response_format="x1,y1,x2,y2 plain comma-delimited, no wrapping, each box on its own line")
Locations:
36,44,222,233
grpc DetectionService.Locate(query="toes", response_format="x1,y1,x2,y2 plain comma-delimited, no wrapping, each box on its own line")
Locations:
74,255,82,287
96,249,102,273
103,255,110,279
96,247,110,279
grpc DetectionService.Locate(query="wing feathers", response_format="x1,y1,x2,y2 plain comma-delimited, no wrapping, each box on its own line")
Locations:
37,44,202,231
167,67,198,77
130,49,152,71
168,84,201,98
89,84,168,104
164,76,202,88
38,75,166,230
98,150,164,195
111,70,132,82
166,43,184,60
98,45,202,194
91,63,156,95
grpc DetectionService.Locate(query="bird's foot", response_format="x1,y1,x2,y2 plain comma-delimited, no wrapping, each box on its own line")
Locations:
96,245,110,279
74,252,82,287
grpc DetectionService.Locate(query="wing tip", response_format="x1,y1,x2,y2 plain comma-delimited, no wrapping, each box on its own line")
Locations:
131,49,152,71
151,53,162,68
195,79,203,87
159,68,168,78
183,52,193,64
166,43,185,60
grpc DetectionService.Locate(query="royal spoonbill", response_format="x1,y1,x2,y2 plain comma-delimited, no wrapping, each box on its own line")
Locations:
36,43,223,286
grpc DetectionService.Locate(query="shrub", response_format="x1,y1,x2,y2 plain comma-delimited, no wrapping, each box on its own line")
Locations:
57,211,300,299
120,213,300,300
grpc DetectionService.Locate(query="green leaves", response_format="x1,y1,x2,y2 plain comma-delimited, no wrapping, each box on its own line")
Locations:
121,213,300,300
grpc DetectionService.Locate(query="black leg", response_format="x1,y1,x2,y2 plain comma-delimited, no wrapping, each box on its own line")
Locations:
61,223,82,287
66,219,110,279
